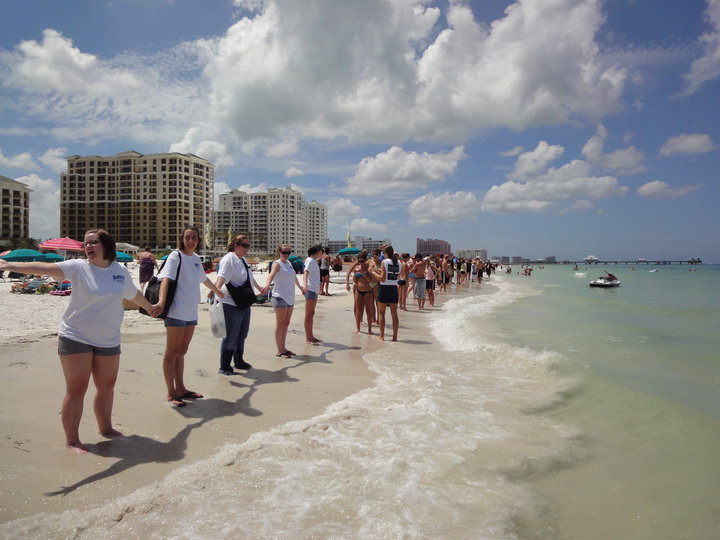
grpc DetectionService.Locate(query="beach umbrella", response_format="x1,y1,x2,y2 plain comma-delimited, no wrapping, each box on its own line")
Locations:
0,248,47,262
115,251,133,263
0,250,9,257
338,247,360,255
38,237,84,251
43,252,63,262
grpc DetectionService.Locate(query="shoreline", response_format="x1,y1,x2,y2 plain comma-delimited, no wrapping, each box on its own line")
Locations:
0,271,380,523
0,268,478,526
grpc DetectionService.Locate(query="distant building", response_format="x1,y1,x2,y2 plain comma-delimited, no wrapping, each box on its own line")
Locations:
1,175,32,244
494,256,510,264
416,237,451,256
511,256,529,264
457,249,488,261
325,236,392,254
214,187,327,255
61,150,214,249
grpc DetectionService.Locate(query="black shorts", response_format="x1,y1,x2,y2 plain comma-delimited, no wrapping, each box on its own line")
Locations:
426,279,435,290
377,284,399,304
319,269,330,277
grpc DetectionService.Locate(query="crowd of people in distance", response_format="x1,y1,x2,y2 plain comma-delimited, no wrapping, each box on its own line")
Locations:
0,229,498,454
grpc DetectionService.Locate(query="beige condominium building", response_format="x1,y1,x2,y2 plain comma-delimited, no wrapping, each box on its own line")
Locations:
214,187,327,255
1,175,32,244
61,150,214,249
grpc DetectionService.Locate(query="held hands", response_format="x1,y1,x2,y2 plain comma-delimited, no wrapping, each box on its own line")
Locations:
215,290,225,299
149,303,163,317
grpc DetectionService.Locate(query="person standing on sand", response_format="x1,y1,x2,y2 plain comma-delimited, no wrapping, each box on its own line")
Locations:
261,244,306,358
319,247,331,296
372,245,401,341
157,226,225,408
303,244,323,344
411,254,427,310
0,229,161,453
138,246,158,293
214,235,263,375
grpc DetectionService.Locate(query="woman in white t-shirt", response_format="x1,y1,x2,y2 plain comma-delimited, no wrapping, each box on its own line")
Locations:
303,244,323,344
260,244,305,358
214,234,264,375
157,226,224,407
0,229,160,453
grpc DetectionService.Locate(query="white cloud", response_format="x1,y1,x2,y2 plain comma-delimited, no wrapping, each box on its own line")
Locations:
346,145,466,194
1,1,628,161
16,173,60,239
408,191,480,225
659,133,715,156
636,181,702,198
0,149,36,170
325,197,362,227
285,166,304,178
481,135,629,213
38,147,68,174
499,146,524,157
682,0,720,95
349,217,388,233
508,142,564,181
581,125,645,174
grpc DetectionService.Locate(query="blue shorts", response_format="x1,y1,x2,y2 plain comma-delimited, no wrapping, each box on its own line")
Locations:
58,336,121,356
271,296,293,308
164,317,198,328
305,290,319,301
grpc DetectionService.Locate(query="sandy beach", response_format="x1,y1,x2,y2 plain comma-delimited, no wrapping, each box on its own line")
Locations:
0,265,382,523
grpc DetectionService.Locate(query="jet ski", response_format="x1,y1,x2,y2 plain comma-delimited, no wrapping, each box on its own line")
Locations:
589,276,621,287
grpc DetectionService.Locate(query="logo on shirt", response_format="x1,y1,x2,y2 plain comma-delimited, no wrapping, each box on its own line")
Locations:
112,274,125,285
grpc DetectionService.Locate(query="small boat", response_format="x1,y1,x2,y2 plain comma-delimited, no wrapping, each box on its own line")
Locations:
589,276,621,288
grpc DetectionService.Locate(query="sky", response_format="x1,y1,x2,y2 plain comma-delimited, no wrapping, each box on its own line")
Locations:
0,0,718,261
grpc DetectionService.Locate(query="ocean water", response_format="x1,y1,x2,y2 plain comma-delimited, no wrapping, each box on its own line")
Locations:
3,264,719,539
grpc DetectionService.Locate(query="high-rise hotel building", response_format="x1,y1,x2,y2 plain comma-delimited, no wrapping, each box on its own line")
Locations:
60,150,214,248
1,175,32,243
214,187,327,254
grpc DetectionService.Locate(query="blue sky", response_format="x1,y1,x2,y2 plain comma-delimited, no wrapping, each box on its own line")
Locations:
1,0,718,261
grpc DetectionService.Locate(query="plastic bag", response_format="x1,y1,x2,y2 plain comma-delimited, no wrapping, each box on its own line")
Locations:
209,297,226,339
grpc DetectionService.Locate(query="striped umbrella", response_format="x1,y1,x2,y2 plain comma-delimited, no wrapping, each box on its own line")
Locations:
38,237,84,251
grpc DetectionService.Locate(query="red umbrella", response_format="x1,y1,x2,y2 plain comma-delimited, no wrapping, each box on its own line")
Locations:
38,237,84,251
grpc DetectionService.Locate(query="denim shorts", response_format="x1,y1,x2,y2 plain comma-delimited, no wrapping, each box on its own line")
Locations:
164,317,198,328
271,296,293,308
58,336,121,356
305,290,319,301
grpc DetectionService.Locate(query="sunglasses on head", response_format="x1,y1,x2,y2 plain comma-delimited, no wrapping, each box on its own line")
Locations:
280,250,291,255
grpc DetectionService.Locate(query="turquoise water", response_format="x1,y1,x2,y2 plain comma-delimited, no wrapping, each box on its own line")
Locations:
3,265,718,538
485,264,720,538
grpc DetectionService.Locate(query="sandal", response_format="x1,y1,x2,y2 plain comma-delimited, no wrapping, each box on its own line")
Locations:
166,396,186,408
284,350,296,356
180,391,203,399
275,352,292,358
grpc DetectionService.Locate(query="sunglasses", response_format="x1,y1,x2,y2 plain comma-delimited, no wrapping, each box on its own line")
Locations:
237,242,251,248
84,240,100,246
280,250,291,255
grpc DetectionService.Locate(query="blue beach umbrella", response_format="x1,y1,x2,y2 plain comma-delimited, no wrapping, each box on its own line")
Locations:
0,248,47,262
115,251,133,263
42,252,63,262
338,247,360,255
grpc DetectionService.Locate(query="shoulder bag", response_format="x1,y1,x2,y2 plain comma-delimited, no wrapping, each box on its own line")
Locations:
140,250,182,318
225,257,257,309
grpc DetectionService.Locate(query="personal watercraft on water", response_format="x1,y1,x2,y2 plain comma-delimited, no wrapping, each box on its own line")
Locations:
589,276,621,287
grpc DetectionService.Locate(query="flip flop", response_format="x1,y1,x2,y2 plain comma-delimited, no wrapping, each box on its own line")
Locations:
180,391,203,399
275,352,292,358
284,350,296,356
166,396,186,408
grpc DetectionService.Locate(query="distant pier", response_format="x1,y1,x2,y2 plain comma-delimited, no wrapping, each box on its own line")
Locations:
561,259,702,266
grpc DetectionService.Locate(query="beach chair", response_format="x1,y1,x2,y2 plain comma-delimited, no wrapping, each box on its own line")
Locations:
8,272,26,281
19,278,47,294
